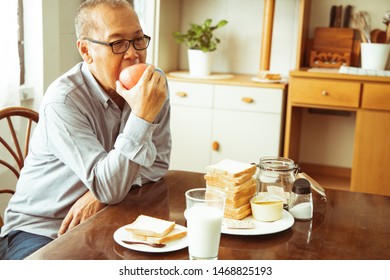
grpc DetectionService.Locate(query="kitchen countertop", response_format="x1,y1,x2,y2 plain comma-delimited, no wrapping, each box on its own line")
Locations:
167,70,288,89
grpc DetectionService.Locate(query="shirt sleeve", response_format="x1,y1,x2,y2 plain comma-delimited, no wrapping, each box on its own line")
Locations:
139,97,172,185
42,101,157,204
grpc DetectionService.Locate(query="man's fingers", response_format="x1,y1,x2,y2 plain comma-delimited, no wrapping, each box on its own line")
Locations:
58,213,73,236
115,80,127,97
67,215,81,231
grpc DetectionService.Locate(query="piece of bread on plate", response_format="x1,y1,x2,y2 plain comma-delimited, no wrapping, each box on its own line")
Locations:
206,159,256,178
125,215,175,237
132,227,187,244
257,71,281,80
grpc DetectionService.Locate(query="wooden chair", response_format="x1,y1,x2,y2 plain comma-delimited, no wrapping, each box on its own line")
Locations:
0,106,39,227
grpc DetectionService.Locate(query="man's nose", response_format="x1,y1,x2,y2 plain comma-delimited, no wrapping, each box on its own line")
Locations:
123,44,138,59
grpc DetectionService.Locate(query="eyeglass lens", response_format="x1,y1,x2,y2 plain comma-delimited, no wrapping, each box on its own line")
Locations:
112,37,150,54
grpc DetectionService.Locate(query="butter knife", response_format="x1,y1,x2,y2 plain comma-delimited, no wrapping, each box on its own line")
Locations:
122,240,166,248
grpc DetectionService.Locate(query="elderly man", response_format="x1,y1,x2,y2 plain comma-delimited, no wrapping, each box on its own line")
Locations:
0,0,171,259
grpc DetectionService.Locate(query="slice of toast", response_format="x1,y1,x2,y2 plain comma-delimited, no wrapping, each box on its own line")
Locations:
132,227,187,244
225,191,256,208
224,203,252,220
206,159,256,178
206,179,256,193
125,215,175,237
204,172,254,184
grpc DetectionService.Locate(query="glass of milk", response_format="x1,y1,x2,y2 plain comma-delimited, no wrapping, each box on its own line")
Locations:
185,188,226,260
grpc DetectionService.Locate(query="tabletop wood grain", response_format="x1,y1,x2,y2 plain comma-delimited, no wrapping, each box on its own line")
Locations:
26,170,390,260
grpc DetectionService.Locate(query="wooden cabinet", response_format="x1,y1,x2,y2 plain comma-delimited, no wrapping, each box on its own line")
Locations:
284,70,390,196
351,110,390,196
168,75,287,173
289,78,361,108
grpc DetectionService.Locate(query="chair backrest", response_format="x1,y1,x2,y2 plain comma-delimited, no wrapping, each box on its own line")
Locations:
0,106,39,227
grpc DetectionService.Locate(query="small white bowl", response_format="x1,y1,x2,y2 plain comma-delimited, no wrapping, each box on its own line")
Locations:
250,194,283,222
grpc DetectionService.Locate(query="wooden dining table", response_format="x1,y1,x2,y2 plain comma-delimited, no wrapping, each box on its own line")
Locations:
26,170,390,260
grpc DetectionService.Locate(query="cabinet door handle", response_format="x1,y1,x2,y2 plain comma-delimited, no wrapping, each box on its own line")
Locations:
241,97,254,103
321,90,328,96
176,91,187,98
212,141,220,151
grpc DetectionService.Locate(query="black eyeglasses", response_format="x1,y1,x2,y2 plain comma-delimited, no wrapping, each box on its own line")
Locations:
82,35,151,54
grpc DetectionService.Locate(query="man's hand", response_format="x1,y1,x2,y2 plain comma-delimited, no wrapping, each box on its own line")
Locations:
58,191,106,236
116,64,167,123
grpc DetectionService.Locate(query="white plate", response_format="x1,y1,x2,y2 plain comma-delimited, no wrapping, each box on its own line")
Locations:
221,210,294,235
113,224,188,253
251,77,286,83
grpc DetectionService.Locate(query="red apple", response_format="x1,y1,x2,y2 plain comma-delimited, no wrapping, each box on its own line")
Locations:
119,63,148,89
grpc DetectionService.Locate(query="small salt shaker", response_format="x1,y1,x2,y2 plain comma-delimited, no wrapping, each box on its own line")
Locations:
288,178,313,221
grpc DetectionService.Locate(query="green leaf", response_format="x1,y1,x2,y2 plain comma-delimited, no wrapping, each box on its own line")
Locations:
172,18,228,52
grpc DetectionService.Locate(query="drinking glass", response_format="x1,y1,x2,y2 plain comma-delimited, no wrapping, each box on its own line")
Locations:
185,188,226,260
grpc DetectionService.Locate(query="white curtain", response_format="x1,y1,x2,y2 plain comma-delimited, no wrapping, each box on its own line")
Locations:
0,0,21,108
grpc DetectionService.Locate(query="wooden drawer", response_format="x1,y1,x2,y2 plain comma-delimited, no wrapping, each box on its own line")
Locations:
290,78,361,108
362,83,390,111
168,81,213,108
214,85,284,114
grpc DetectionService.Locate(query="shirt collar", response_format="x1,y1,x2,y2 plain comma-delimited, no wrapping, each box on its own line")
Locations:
81,62,111,108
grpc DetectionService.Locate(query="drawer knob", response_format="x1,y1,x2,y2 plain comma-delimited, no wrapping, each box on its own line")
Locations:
322,90,328,96
241,97,254,103
176,91,187,98
212,141,220,151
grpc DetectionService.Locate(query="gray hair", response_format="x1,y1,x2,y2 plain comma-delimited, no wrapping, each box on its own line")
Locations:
75,0,134,38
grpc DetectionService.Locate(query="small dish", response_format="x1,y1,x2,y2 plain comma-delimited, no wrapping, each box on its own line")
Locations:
250,194,283,222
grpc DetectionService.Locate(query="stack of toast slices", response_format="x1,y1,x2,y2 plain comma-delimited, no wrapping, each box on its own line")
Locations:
205,159,257,220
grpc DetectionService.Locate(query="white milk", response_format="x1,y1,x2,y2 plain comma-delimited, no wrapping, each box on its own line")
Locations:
185,205,223,259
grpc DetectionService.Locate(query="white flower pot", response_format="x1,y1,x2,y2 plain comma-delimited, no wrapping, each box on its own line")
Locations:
187,49,212,77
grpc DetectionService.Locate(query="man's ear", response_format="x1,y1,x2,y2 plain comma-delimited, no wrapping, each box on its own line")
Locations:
77,39,93,63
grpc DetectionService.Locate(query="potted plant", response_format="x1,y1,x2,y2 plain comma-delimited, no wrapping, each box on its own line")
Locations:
173,18,228,77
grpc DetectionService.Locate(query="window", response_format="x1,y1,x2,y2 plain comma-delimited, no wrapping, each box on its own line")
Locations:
18,0,24,85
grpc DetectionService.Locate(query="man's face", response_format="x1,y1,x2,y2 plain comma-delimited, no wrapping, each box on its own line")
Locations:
79,5,147,93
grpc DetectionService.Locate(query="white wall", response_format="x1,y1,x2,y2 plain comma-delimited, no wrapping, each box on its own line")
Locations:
42,0,82,91
176,0,300,77
22,0,81,111
22,0,44,111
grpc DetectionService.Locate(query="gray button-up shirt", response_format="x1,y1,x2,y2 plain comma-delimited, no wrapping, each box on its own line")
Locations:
1,62,171,239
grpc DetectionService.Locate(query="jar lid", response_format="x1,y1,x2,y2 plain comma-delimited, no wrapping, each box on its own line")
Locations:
259,156,298,172
292,178,311,194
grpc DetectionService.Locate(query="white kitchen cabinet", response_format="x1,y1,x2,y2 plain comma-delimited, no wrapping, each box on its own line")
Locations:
211,85,284,165
168,81,213,172
168,77,286,173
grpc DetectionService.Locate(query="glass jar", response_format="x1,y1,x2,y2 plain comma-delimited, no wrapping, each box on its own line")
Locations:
256,156,298,208
288,178,313,221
